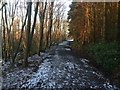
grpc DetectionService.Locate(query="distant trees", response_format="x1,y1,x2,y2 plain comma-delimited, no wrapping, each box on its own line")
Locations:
68,2,119,46
52,2,67,44
1,0,68,67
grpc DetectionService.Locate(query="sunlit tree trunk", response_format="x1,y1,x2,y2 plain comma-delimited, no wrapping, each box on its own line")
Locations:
93,3,96,43
4,5,11,59
46,2,54,48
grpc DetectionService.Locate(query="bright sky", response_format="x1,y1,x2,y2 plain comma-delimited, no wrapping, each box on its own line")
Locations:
1,0,72,29
2,0,72,20
64,0,72,19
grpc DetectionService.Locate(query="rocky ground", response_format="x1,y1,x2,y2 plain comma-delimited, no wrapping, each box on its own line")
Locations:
1,41,120,90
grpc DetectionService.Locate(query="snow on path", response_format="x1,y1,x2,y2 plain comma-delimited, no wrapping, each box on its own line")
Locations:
21,41,119,90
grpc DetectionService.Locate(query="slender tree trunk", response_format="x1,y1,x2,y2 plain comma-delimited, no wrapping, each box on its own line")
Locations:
105,2,112,42
118,1,120,43
0,10,3,67
46,2,54,48
2,4,7,61
4,6,11,59
11,27,15,63
93,3,96,43
0,4,2,65
38,2,47,55
24,2,32,67
29,2,39,54
102,2,106,41
49,2,54,47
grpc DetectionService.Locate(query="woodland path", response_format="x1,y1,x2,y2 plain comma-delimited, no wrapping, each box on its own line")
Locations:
21,40,119,90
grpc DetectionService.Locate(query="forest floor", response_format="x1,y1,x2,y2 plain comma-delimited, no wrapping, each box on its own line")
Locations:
2,41,120,90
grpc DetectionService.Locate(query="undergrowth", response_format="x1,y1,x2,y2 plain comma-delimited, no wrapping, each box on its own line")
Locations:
86,42,120,73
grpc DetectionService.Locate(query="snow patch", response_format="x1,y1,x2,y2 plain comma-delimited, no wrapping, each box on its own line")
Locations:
65,48,71,51
81,59,89,64
59,41,69,46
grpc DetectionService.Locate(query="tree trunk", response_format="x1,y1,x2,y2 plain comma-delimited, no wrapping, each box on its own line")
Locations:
117,1,120,43
24,2,32,67
38,2,47,56
2,4,7,61
46,2,54,48
105,3,113,42
29,2,39,54
4,5,11,59
93,3,96,43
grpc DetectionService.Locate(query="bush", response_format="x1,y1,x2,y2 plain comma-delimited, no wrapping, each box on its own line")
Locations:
86,42,120,72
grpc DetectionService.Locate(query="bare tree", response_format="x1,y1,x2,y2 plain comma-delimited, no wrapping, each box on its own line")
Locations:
13,3,28,63
0,2,7,10
3,1,19,62
51,2,66,44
